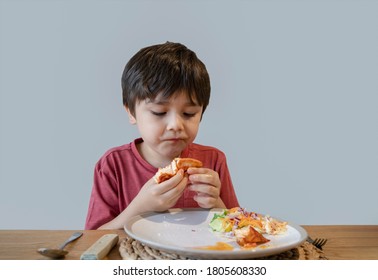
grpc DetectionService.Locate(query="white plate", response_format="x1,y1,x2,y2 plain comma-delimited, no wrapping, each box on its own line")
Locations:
124,208,308,259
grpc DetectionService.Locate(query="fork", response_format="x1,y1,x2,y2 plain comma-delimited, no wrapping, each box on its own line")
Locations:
307,237,328,250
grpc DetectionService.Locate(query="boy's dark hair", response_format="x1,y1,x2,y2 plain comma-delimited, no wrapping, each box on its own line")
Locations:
122,42,211,116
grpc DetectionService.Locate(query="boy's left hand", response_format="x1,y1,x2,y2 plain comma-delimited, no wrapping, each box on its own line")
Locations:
186,167,226,209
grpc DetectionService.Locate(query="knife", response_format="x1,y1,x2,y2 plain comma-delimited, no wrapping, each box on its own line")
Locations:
80,234,119,260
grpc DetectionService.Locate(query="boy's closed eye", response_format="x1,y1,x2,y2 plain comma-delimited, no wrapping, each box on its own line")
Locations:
150,111,198,118
151,111,166,116
183,112,197,118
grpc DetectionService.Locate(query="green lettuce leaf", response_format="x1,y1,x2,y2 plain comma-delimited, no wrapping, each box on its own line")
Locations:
209,210,227,232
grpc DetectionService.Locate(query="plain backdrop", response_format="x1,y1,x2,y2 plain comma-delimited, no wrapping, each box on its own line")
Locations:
0,0,377,229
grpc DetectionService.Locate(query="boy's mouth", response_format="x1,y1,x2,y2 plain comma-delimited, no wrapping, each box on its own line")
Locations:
166,138,182,142
164,137,188,144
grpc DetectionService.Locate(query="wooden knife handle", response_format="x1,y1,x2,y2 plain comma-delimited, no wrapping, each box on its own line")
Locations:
80,234,119,260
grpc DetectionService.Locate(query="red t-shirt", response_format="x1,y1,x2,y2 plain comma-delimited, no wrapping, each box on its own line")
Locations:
85,138,239,229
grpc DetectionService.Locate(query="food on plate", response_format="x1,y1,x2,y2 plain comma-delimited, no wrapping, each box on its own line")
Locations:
194,242,234,251
209,207,288,248
234,226,270,248
154,157,203,183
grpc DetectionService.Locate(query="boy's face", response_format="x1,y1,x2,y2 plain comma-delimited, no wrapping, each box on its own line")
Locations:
126,91,203,167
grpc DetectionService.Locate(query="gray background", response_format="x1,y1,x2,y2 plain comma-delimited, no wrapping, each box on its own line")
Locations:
1,0,377,229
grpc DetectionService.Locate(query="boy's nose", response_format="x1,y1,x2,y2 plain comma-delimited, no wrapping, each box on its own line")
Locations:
166,114,184,131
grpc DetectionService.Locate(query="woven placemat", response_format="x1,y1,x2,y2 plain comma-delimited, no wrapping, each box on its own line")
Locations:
119,237,327,260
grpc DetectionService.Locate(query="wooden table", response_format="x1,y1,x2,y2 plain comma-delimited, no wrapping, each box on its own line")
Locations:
0,226,377,260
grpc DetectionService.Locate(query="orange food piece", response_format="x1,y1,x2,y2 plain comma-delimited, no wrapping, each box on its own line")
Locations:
238,216,264,231
154,158,203,183
175,158,202,171
235,226,270,248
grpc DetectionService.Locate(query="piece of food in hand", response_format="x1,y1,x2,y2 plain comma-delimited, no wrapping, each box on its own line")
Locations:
234,225,270,248
154,158,203,183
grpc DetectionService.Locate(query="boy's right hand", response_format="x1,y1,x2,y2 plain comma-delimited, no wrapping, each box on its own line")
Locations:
130,169,188,213
98,170,187,229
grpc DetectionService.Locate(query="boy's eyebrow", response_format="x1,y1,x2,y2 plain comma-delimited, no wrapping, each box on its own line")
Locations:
146,99,200,106
147,99,169,105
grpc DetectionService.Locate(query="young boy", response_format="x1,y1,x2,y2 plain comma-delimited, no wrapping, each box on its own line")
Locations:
85,42,239,229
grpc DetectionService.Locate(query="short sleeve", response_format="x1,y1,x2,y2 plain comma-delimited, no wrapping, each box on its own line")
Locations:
84,159,120,229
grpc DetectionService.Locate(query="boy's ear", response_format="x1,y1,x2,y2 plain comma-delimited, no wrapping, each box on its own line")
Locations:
124,106,137,124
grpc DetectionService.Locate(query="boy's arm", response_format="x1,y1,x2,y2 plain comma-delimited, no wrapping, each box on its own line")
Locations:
98,170,188,229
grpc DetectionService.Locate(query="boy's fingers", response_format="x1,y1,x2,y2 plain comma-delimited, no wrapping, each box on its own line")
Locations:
189,174,214,185
189,184,220,197
155,169,185,191
193,194,216,208
186,167,206,174
163,174,188,206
